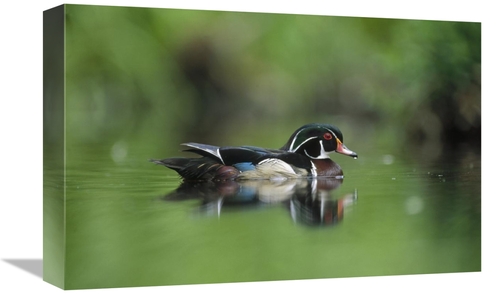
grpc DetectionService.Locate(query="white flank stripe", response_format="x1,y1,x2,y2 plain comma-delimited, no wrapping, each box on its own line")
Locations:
216,149,224,164
310,160,317,177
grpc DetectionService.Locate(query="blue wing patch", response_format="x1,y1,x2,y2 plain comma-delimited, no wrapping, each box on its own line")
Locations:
233,162,256,172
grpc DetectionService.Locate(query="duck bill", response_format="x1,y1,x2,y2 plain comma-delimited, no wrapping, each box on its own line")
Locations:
336,139,358,158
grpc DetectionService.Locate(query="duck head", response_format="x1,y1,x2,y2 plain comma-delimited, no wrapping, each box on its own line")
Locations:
281,123,358,160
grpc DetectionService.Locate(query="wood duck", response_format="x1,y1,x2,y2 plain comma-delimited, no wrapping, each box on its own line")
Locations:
151,123,357,181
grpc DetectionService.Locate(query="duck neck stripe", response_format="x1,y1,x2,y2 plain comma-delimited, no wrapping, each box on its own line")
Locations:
318,140,330,159
289,128,306,152
291,136,315,153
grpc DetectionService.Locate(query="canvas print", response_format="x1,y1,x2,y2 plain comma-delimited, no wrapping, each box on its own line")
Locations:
43,4,481,290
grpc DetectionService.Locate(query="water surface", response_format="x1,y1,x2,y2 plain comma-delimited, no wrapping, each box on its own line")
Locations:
46,144,480,289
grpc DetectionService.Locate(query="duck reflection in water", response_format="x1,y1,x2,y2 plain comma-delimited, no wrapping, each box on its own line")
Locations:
163,177,357,227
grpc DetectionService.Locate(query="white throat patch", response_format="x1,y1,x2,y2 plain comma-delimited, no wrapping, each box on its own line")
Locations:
304,140,331,159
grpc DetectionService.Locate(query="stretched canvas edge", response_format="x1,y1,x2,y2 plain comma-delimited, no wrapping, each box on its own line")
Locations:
43,4,66,289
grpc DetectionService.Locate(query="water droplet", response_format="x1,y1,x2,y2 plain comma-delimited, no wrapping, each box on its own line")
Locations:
382,154,394,165
406,196,424,215
111,140,128,163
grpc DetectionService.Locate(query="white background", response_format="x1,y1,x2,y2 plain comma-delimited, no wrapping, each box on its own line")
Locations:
1,1,498,293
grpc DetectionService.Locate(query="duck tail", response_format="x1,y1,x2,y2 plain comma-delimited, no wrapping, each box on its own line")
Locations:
150,158,239,181
149,158,189,171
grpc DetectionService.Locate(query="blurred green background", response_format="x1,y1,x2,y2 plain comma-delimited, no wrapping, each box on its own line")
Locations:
44,4,481,290
60,4,480,160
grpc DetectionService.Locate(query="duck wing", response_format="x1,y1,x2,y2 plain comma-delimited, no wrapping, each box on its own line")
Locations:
181,143,277,165
220,146,312,170
181,143,312,170
181,143,223,163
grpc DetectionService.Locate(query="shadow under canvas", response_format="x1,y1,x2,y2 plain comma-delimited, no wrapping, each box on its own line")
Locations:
3,259,43,279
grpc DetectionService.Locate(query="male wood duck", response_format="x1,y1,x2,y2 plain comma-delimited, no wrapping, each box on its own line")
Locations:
151,123,357,181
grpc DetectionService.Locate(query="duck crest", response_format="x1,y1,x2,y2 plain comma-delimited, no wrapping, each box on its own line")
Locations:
151,123,357,181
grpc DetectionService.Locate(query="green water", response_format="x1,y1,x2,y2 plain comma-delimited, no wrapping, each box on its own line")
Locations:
45,142,480,289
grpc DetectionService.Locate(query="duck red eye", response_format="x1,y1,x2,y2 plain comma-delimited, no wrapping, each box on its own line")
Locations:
323,132,333,140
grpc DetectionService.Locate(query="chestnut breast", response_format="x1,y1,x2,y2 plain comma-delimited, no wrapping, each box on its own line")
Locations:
311,159,343,177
